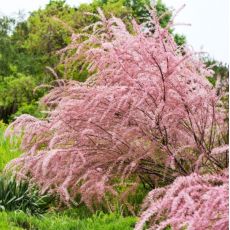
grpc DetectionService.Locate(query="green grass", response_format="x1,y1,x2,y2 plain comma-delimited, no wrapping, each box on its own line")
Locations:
0,121,22,172
0,211,136,230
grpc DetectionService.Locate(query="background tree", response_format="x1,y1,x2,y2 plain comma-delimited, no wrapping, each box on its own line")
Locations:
0,0,227,125
0,16,16,77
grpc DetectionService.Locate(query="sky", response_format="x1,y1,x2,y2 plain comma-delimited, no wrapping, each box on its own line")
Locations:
0,0,229,63
163,0,229,64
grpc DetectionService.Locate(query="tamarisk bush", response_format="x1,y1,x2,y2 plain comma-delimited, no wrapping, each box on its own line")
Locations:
135,170,229,230
5,8,228,211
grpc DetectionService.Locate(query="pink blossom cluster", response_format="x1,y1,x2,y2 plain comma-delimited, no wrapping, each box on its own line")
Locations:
5,8,228,215
135,171,229,230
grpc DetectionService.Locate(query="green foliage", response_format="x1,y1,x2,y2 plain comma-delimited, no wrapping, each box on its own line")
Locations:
104,179,149,215
0,16,16,77
24,8,72,57
155,0,171,28
0,122,21,172
207,76,216,86
9,101,43,122
0,211,136,230
0,176,53,215
155,0,186,45
174,33,186,46
205,59,229,87
0,74,39,122
126,183,148,213
0,0,188,121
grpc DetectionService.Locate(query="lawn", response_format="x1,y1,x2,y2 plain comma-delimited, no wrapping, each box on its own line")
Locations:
0,211,136,230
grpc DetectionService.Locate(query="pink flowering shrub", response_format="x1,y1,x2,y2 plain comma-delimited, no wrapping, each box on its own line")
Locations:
135,170,229,230
5,8,228,209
